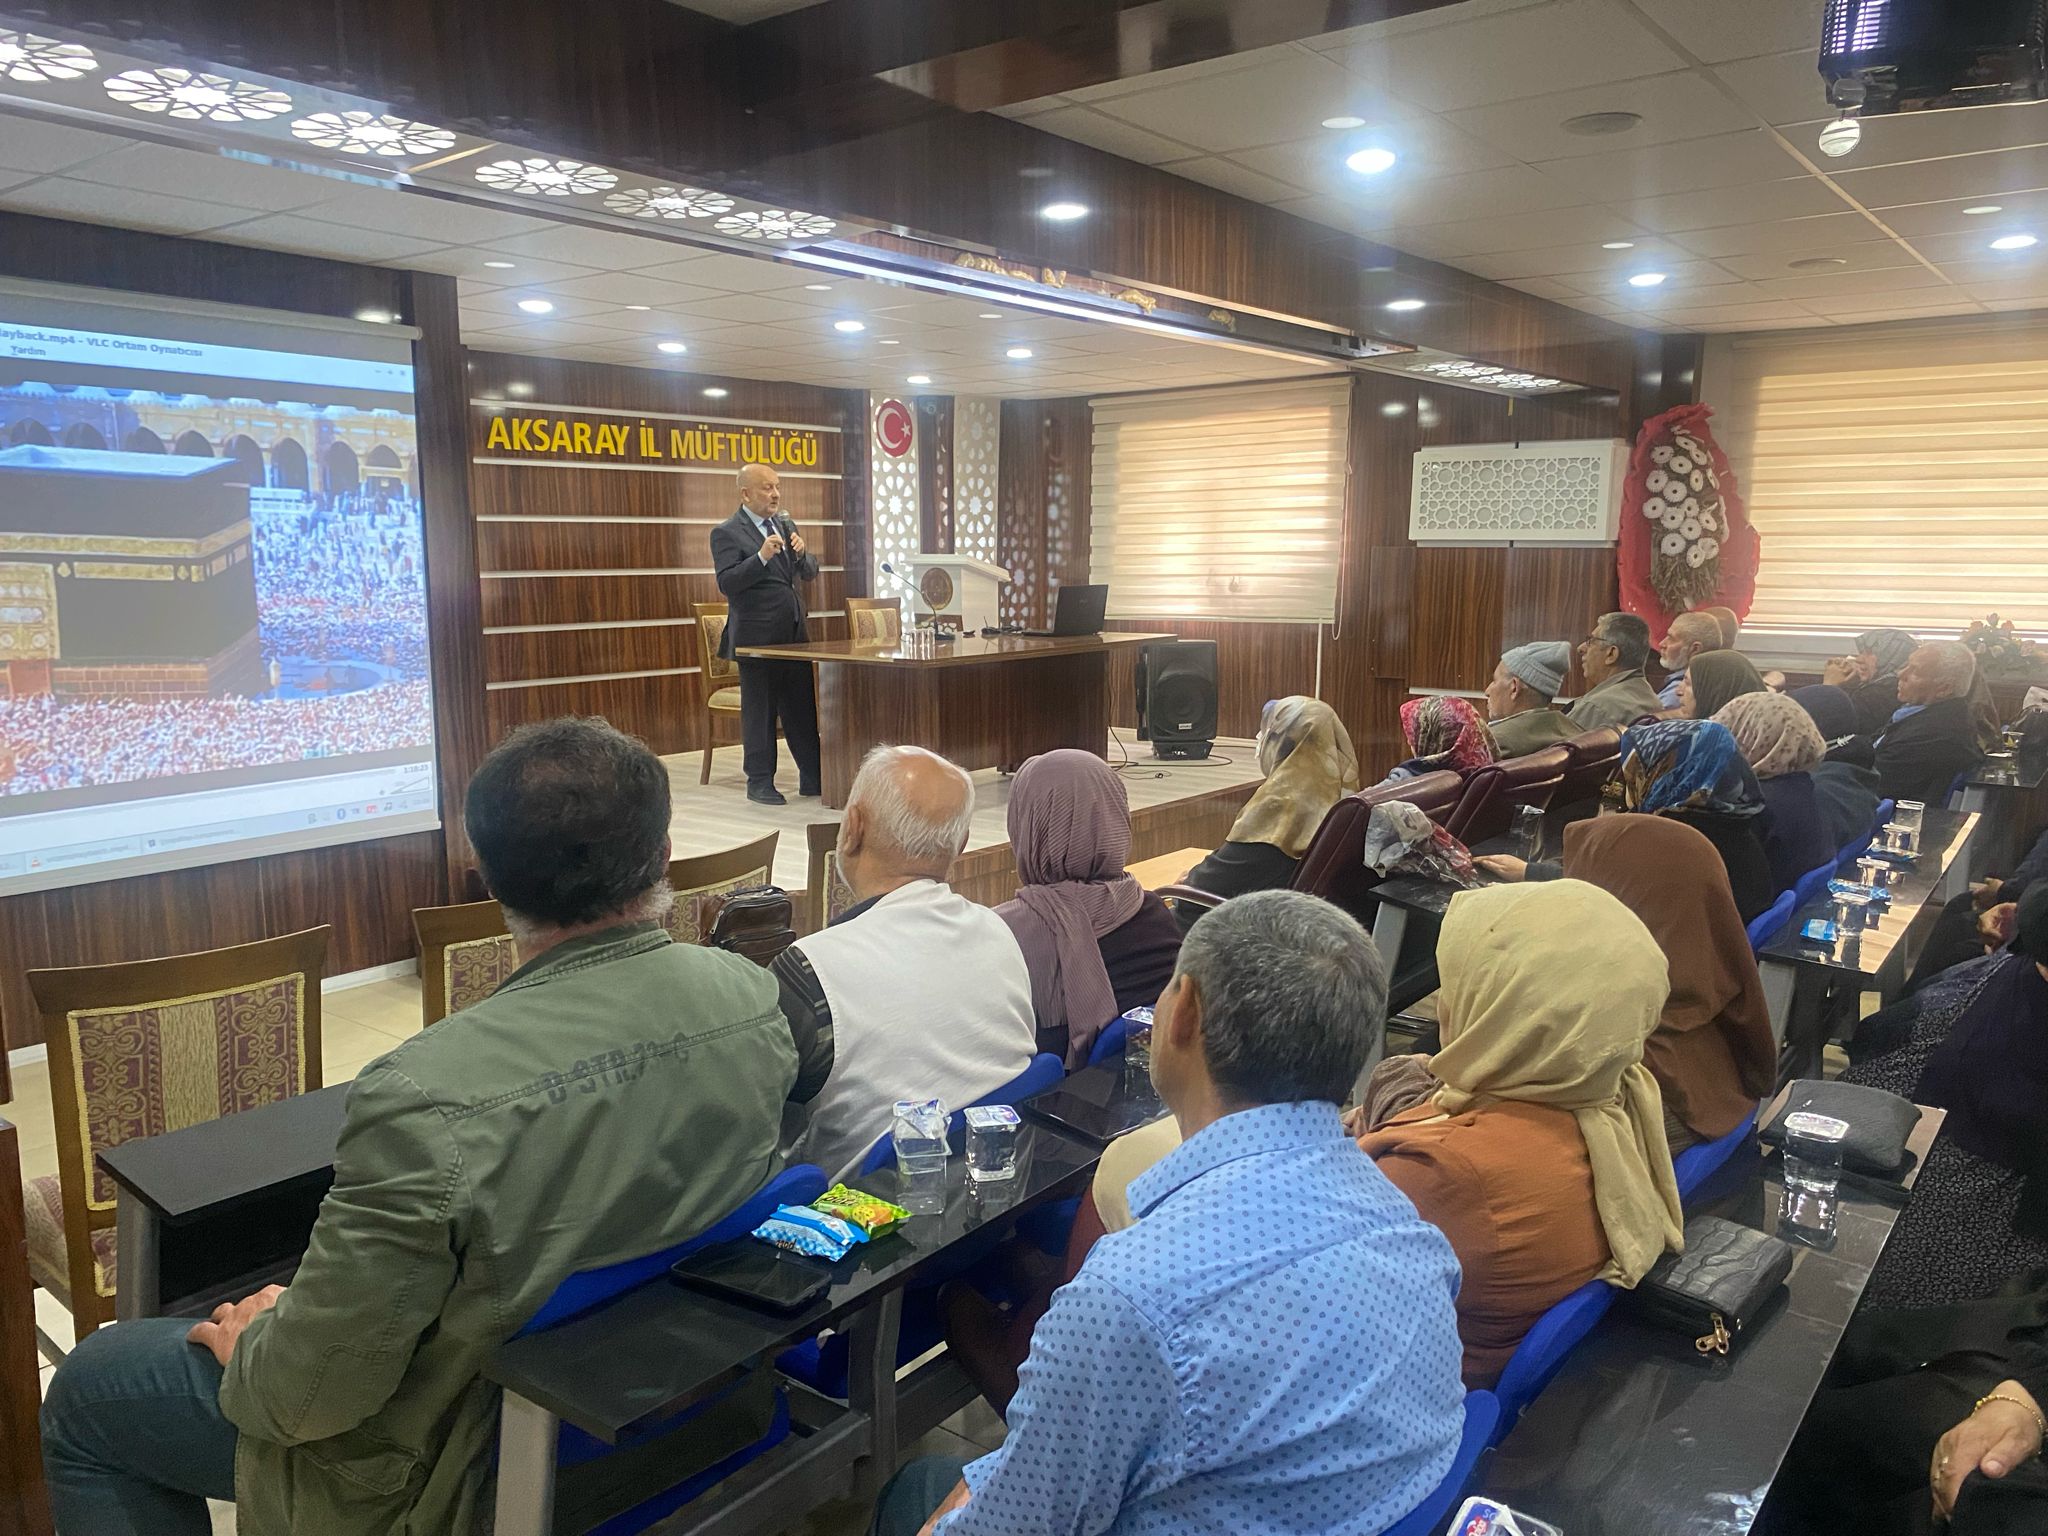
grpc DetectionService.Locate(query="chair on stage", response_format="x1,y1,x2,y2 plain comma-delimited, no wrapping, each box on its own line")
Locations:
804,822,860,935
691,601,745,786
1446,745,1571,846
845,596,902,647
415,835,780,1029
22,927,331,1357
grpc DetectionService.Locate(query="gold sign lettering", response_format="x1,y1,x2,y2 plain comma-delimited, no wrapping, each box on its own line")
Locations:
473,405,830,472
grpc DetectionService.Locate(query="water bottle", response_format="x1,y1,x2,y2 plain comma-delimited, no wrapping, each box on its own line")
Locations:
1781,1110,1849,1246
891,1098,949,1214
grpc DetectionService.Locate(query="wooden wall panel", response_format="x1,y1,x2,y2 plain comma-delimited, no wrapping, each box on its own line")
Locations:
475,519,848,573
467,465,845,521
997,398,1091,628
1411,548,1512,694
1105,620,1320,741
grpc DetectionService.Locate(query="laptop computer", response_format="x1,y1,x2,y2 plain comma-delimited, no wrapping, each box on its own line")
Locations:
1020,583,1108,638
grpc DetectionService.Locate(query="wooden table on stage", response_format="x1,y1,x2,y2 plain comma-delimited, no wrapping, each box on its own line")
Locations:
736,631,1170,807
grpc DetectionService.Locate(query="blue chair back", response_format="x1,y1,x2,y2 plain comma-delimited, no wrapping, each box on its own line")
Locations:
1381,1389,1502,1536
1874,797,1895,828
1492,1282,1615,1426
517,1162,829,1337
1086,1009,1151,1069
858,1053,1066,1177
1793,857,1838,907
1745,890,1797,951
1674,1110,1757,1202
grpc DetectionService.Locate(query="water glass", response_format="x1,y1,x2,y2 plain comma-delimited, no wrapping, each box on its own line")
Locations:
1123,1023,1155,1093
892,1098,949,1214
1781,1110,1850,1244
963,1105,1021,1184
1893,799,1924,851
1856,857,1888,890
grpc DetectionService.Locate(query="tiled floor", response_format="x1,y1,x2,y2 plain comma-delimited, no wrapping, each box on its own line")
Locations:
11,968,1009,1534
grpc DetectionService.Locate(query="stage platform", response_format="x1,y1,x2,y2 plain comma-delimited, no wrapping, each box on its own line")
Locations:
665,731,1264,919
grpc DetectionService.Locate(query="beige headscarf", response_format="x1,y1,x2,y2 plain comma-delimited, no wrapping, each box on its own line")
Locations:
1432,880,1685,1287
1225,697,1360,858
1714,690,1825,780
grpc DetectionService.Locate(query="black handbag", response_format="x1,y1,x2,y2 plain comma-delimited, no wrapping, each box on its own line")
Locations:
1627,1215,1795,1356
1759,1079,1919,1176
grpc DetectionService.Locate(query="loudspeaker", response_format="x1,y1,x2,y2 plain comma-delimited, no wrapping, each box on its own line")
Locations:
1139,640,1217,760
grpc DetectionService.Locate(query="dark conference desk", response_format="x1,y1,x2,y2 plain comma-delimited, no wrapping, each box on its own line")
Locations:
1956,749,2048,881
735,631,1168,807
1483,1097,1946,1536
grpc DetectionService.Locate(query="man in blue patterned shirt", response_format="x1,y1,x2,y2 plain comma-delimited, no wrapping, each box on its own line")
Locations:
875,889,1467,1536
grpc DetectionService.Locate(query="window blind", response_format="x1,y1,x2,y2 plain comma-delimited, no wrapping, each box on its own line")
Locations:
1709,316,2048,637
1088,378,1349,622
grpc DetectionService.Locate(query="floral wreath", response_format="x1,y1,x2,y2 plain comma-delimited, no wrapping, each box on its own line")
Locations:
1618,402,1759,642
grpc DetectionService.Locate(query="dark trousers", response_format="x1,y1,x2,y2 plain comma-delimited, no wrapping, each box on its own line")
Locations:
738,655,820,789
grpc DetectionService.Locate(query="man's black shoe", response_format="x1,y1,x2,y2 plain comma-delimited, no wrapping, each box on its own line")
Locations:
747,784,788,806
798,781,822,798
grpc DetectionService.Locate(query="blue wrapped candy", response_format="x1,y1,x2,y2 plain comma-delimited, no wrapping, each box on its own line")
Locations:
752,1204,865,1260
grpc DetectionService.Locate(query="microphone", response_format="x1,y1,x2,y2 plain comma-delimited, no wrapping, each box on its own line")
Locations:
879,561,952,638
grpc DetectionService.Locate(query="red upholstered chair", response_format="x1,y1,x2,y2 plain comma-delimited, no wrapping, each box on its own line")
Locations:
1553,729,1622,808
1447,746,1571,846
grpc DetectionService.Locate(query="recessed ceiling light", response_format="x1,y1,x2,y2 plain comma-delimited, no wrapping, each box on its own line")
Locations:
353,307,393,324
1345,147,1397,176
703,387,729,399
1601,240,1635,250
1562,111,1643,136
1963,204,2004,216
1385,298,1426,312
1322,115,1367,130
1006,347,1034,360
625,304,651,311
1990,233,2039,250
657,341,688,354
833,319,866,333
483,260,516,269
978,312,1003,320
878,338,900,345
1627,272,1667,288
516,298,554,314
1788,255,1848,271
804,283,833,291
907,374,933,385
1040,201,1089,221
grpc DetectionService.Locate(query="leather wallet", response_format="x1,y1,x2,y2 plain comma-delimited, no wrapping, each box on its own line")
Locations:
1760,1079,1919,1176
1627,1215,1794,1356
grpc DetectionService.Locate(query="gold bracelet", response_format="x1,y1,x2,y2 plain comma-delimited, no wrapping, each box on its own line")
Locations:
1974,1392,2048,1446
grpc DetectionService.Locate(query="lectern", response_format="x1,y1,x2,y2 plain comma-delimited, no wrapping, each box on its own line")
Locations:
901,555,1010,632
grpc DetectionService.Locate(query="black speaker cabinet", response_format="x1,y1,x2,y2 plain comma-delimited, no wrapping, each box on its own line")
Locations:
1138,640,1218,760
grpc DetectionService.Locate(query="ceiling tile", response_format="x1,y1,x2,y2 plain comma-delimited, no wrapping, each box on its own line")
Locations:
632,251,822,290
1650,298,1819,324
1078,50,1419,155
1224,115,1515,201
1506,275,1584,301
0,177,248,235
1321,0,1686,113
1059,46,1307,107
539,270,731,308
1619,174,1851,232
1665,211,1880,256
290,185,559,245
1454,237,1694,281
486,221,706,271
1746,265,1953,300
402,247,601,286
1447,70,1759,163
66,143,327,213
0,115,132,175
1873,188,2048,239
208,212,450,262
1394,203,1651,255
1709,50,1834,127
1532,130,1810,204
1016,104,1203,165
1906,228,2048,267
1794,295,1982,321
1713,238,1924,279
1160,155,1305,204
1802,100,2048,168
1935,259,2048,293
1834,145,2048,209
1629,0,1830,64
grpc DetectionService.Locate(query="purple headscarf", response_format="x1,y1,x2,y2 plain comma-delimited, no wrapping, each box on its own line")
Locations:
996,750,1144,1065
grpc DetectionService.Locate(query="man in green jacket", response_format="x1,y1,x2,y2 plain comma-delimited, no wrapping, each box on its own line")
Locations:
43,717,811,1535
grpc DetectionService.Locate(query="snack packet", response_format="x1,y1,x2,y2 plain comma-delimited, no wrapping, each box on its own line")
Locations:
813,1183,911,1237
752,1204,864,1260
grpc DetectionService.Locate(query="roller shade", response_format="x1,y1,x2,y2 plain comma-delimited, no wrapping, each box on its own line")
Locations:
1711,317,2048,637
1089,378,1349,622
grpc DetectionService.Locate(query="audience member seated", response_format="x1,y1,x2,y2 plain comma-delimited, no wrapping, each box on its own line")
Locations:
1484,641,1579,757
1810,762,1886,855
1827,640,1985,805
1182,696,1359,899
777,745,1035,1180
1567,612,1665,731
1655,611,1724,710
1790,682,1860,745
1715,690,1838,894
1680,648,1767,722
873,890,1467,1536
1841,885,2048,1315
42,718,810,1536
1703,605,1742,650
1355,881,1685,1386
995,749,1182,1066
1825,628,1919,736
1902,826,2048,997
1378,695,1497,785
1766,1275,2048,1535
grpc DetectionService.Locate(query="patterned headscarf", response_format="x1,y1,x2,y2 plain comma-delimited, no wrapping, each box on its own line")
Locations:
1714,690,1826,780
1620,719,1764,820
1856,629,1919,681
1227,697,1360,858
1399,696,1499,775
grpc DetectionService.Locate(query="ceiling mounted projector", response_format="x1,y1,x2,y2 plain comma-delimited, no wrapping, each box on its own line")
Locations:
1820,0,2048,115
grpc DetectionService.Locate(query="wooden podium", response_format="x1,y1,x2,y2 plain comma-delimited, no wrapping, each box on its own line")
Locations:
902,556,1009,632
735,632,1167,807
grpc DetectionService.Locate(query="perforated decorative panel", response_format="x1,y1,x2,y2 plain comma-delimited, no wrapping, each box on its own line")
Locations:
869,392,921,627
953,397,1000,565
1410,440,1628,545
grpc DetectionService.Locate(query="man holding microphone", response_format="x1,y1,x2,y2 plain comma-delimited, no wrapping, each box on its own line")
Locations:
712,462,820,804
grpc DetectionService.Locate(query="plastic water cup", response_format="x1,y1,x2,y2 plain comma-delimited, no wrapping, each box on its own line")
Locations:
1893,800,1924,851
892,1098,949,1213
1782,1110,1850,1244
1123,1024,1154,1093
963,1105,1020,1184
1510,803,1545,861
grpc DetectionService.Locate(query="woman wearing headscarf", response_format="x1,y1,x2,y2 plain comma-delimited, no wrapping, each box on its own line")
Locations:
1790,682,1860,743
1715,689,1838,892
1381,695,1499,783
1827,628,1919,736
1182,696,1359,900
996,749,1183,1065
1679,648,1767,722
1559,817,1777,1152
1480,720,1778,921
1361,880,1686,1385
